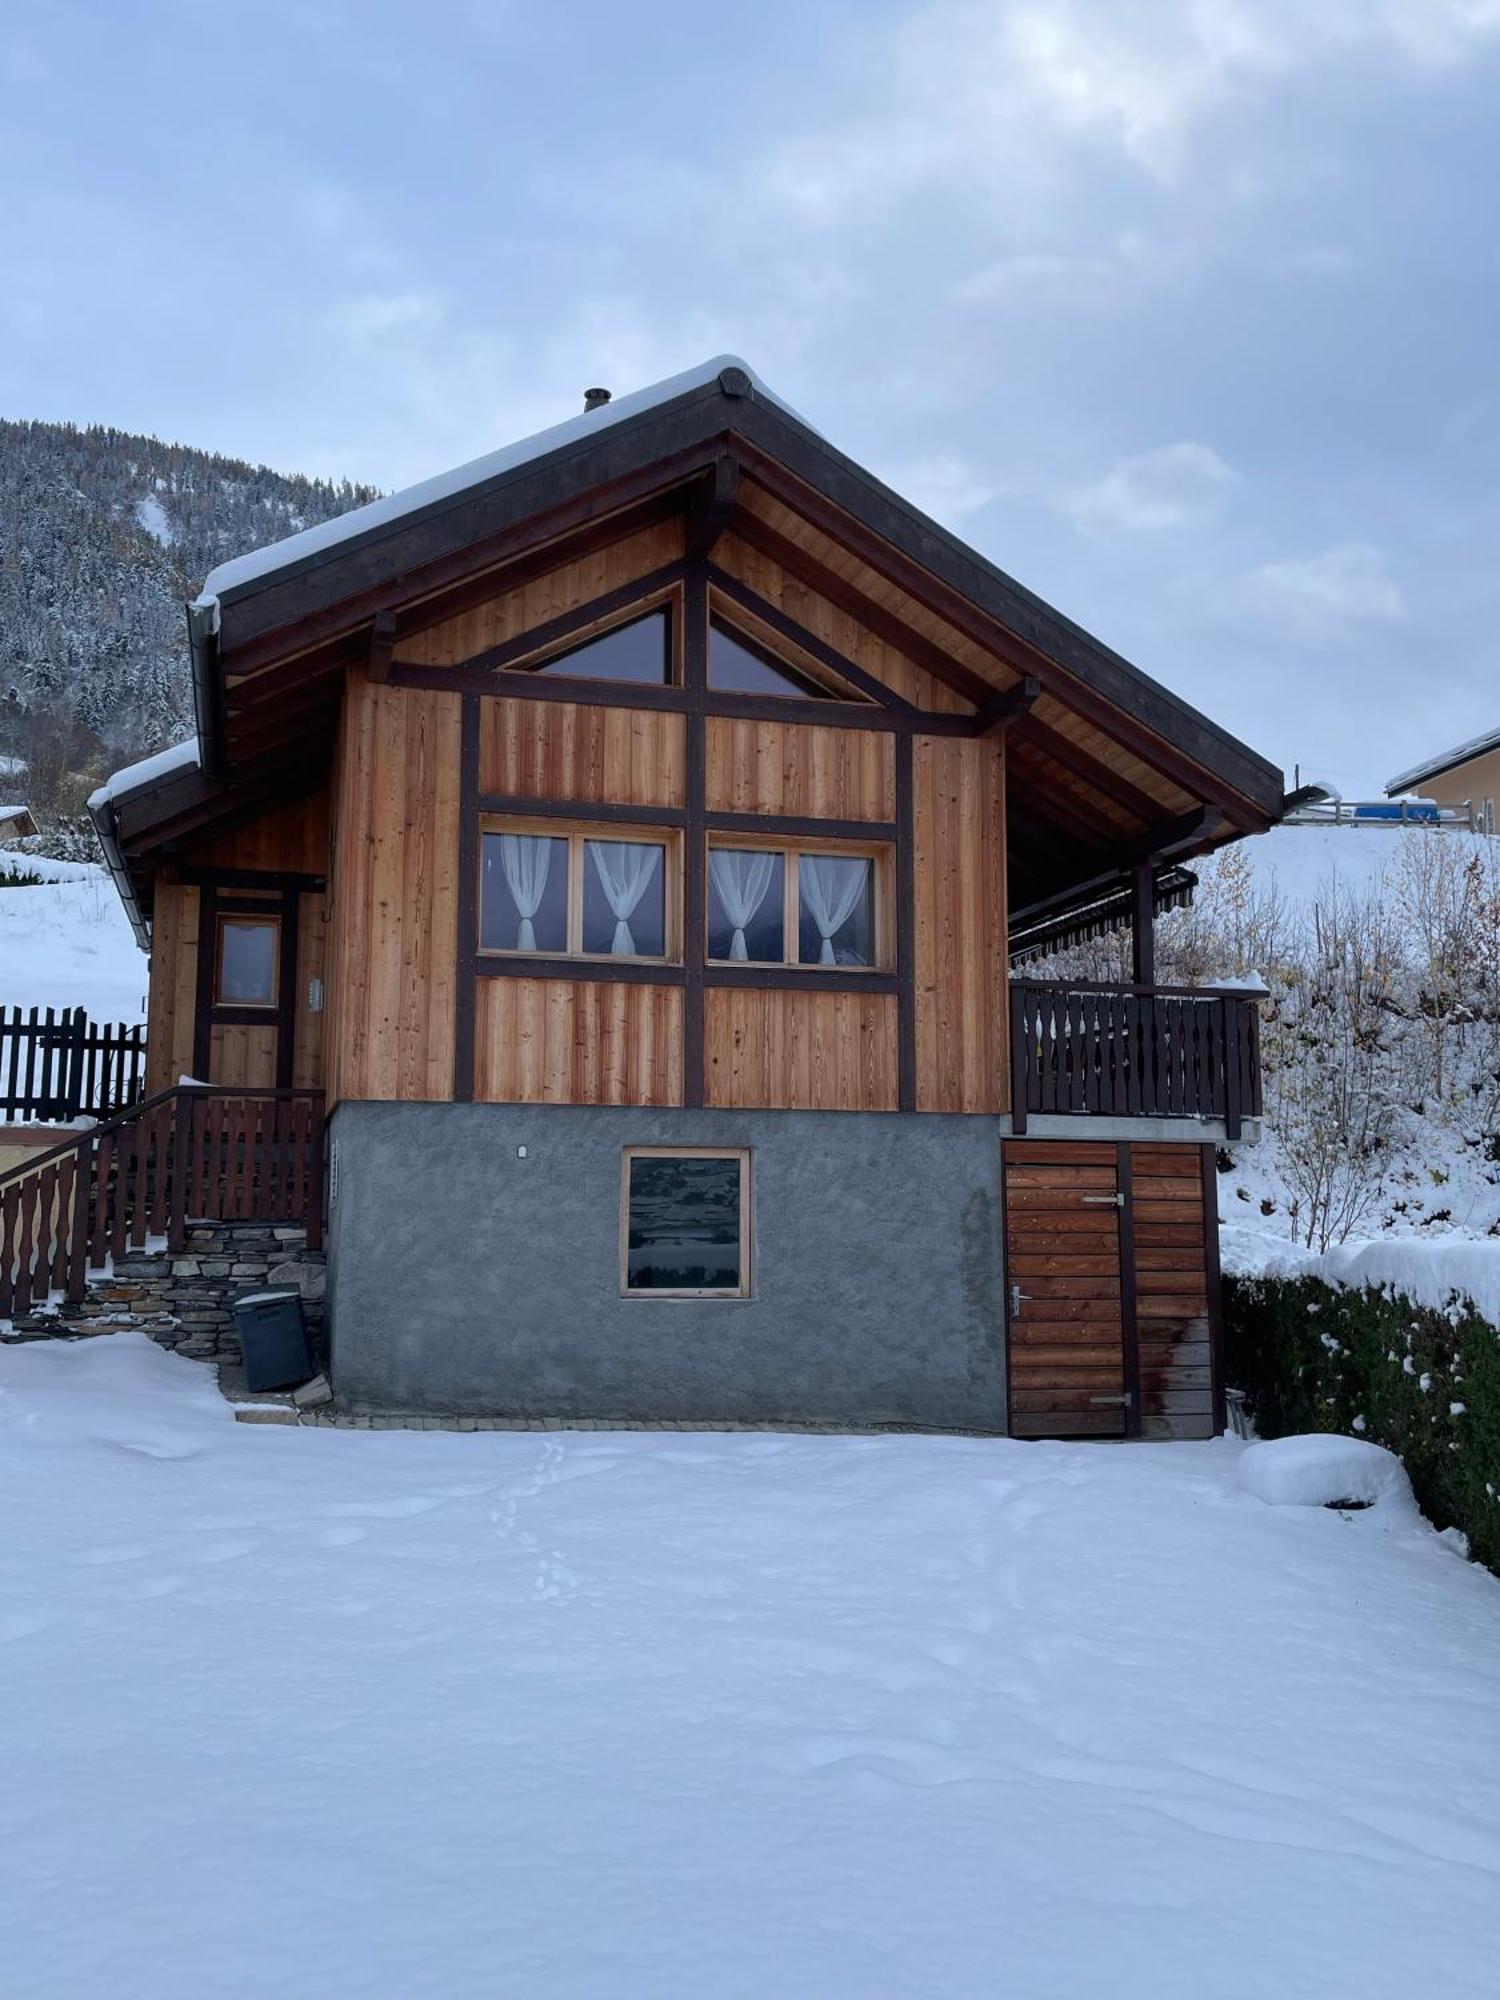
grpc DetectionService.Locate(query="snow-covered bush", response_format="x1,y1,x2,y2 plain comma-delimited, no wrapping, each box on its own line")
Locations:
1225,1272,1500,1574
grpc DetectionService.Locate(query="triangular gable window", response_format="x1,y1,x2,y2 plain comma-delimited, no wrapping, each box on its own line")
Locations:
709,617,851,700
535,608,670,684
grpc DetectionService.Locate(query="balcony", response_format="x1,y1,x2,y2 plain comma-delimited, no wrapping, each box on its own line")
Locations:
1008,981,1263,1138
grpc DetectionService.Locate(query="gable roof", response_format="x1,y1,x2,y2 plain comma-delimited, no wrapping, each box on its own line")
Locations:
92,355,1286,940
1387,725,1500,796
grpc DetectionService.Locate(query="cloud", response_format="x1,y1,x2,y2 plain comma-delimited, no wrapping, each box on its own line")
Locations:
953,232,1185,312
890,450,1013,525
748,0,1500,222
1240,544,1406,638
1060,442,1236,534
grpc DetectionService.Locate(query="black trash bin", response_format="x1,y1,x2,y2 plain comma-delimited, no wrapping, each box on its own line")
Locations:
232,1287,313,1393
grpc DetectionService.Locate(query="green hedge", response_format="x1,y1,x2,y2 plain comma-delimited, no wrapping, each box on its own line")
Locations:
1224,1273,1500,1577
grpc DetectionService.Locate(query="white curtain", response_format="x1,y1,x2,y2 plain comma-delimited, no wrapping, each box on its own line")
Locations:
588,841,661,955
500,834,554,951
800,854,869,964
709,849,777,961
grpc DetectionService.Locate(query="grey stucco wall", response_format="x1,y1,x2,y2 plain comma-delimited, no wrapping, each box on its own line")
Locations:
326,1102,1007,1429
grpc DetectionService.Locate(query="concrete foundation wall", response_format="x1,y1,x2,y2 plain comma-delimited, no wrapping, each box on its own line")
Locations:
326,1102,1008,1430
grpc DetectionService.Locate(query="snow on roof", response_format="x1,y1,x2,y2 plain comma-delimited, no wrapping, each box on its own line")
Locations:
198,355,801,607
0,803,31,820
88,736,200,814
1387,724,1500,795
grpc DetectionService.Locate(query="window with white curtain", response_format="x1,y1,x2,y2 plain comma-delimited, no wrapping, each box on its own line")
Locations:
480,826,672,960
707,844,882,969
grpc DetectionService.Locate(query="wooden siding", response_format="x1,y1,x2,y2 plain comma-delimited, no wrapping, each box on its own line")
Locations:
191,789,330,873
704,718,893,820
327,669,462,1103
476,977,682,1105
208,1023,279,1088
145,880,200,1093
293,892,327,1090
479,697,685,807
1130,1143,1216,1441
396,520,685,668
703,988,898,1110
914,732,1008,1113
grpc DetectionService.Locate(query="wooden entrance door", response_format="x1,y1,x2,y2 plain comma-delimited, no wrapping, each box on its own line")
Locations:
193,882,302,1091
1003,1141,1133,1437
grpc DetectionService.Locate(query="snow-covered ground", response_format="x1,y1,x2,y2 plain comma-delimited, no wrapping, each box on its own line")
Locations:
3,1332,1499,2000
0,848,145,1022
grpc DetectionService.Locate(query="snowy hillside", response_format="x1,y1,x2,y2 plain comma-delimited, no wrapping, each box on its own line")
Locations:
1235,820,1498,910
0,419,376,756
0,849,145,1022
2,1330,1498,2000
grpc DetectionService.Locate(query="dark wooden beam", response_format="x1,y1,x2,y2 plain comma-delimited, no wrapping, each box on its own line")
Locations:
368,609,397,686
1130,860,1156,987
972,674,1040,736
384,661,974,734
687,454,740,560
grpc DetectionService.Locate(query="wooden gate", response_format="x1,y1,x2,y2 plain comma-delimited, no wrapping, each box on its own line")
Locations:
1003,1140,1223,1440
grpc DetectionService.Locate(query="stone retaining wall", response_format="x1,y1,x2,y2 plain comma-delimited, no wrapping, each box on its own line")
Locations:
1,1222,326,1361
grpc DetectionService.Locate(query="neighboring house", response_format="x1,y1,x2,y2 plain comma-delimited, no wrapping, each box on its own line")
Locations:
0,803,37,841
19,358,1285,1438
1387,729,1499,834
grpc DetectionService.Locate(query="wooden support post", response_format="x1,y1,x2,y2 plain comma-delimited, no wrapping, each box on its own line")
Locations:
1130,861,1156,989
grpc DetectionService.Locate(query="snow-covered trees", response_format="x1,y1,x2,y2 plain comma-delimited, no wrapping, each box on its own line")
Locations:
1032,832,1500,1250
0,418,376,770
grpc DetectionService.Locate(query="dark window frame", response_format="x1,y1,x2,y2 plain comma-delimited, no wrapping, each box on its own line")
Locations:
478,817,680,965
705,835,889,972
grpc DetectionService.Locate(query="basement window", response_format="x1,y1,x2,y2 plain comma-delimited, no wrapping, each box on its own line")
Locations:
215,916,279,1007
621,1149,750,1298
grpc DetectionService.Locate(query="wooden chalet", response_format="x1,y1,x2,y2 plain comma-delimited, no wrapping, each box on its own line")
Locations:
7,358,1285,1437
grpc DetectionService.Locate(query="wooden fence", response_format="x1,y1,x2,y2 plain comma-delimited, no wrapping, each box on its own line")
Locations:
1,1007,146,1123
0,1087,324,1318
1009,981,1263,1139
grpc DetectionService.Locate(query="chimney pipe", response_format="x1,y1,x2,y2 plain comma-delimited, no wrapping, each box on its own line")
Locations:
583,386,611,412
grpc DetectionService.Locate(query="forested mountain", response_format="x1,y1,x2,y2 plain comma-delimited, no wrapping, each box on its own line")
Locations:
0,418,376,786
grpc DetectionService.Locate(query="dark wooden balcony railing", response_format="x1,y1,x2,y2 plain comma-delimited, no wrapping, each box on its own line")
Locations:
0,1086,324,1320
1009,981,1262,1138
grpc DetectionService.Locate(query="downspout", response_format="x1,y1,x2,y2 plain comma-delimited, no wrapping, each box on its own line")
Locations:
187,597,225,782
88,792,151,952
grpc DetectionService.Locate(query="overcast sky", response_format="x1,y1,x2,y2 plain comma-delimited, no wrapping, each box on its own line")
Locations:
4,1,1498,793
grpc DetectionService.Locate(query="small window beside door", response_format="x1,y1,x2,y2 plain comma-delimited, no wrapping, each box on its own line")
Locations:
216,915,280,1007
